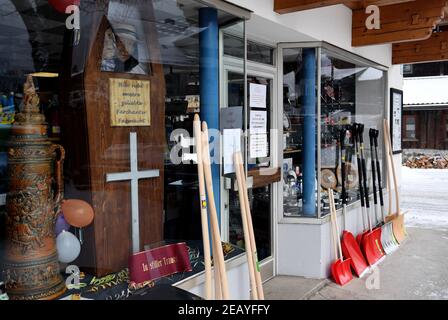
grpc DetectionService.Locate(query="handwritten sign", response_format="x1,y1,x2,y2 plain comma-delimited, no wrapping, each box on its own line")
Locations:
128,243,192,284
109,78,151,127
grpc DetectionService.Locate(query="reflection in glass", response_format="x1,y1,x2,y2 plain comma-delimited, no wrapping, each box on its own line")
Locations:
281,46,386,218
101,24,151,75
320,49,386,216
282,48,318,217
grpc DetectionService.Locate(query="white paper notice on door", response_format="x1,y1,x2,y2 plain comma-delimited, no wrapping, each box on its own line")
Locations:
250,133,268,158
250,110,267,134
249,83,267,109
223,129,242,174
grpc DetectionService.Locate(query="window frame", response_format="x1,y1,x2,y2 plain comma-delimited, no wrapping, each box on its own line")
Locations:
403,113,418,141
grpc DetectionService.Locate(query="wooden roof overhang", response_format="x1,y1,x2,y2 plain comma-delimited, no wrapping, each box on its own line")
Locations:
274,0,448,64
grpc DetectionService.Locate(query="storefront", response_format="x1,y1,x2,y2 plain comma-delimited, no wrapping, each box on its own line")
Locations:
0,0,403,300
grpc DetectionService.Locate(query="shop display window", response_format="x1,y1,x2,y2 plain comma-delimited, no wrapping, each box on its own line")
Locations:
282,44,386,218
0,0,245,300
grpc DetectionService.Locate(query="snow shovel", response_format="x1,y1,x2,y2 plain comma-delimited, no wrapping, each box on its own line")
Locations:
340,129,369,278
383,120,407,244
359,125,385,266
353,124,368,246
384,150,401,250
329,189,353,286
372,129,399,255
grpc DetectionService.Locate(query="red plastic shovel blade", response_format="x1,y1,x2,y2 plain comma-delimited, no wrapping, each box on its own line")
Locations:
372,228,385,256
356,230,368,246
341,231,369,277
362,230,385,266
331,260,342,285
334,258,353,286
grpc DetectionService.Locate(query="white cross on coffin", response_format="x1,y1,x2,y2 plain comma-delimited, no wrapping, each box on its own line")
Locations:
106,132,160,253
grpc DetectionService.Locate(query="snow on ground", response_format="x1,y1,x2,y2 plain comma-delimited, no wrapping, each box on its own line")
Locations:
401,166,448,231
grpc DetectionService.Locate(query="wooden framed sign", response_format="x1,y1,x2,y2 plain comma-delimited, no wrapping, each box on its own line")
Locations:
390,88,403,154
109,78,151,127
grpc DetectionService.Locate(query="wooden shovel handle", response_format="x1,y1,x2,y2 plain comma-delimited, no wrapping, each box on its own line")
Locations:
328,190,340,260
234,152,259,300
211,225,223,300
383,120,400,215
383,128,393,218
201,122,230,300
329,190,343,260
193,114,212,300
236,152,264,300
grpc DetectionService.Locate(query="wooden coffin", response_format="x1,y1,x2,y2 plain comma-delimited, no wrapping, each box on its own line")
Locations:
60,0,165,276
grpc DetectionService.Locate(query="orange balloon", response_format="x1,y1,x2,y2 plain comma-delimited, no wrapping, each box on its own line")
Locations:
62,199,94,228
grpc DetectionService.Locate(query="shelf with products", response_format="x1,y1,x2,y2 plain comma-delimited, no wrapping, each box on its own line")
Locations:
282,148,303,216
319,61,358,216
282,60,306,216
280,44,387,219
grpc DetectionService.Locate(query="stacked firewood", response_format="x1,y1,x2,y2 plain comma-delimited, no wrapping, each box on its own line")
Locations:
404,155,448,169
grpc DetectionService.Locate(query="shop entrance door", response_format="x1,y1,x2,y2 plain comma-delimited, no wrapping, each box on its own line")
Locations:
220,62,279,282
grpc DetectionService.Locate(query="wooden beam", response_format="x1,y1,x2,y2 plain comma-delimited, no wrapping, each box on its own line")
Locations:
393,31,448,64
352,0,447,46
348,0,416,10
274,0,347,14
274,0,415,14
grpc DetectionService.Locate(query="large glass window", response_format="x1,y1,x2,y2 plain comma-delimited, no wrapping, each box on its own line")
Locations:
320,49,386,215
281,45,386,218
0,0,246,300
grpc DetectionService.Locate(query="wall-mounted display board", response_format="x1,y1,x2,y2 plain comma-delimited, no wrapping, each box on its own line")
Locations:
390,88,403,154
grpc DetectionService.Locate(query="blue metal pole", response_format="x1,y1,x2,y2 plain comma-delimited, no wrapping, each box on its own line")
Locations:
302,48,317,217
199,8,220,224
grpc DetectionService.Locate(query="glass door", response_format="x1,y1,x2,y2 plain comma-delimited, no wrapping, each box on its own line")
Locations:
220,22,279,282
221,66,278,281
